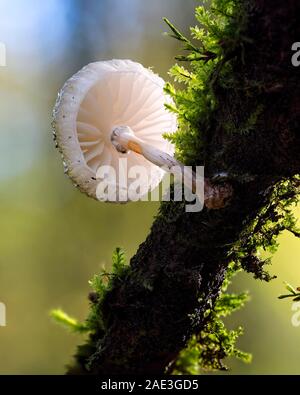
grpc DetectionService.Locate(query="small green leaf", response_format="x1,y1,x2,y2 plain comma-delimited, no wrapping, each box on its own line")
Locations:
278,294,292,300
50,309,88,333
284,281,297,295
163,17,187,42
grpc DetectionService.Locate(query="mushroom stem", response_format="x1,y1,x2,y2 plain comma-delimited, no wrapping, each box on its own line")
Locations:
111,126,232,209
111,125,194,182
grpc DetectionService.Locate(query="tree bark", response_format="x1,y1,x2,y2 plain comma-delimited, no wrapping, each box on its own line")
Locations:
70,0,300,374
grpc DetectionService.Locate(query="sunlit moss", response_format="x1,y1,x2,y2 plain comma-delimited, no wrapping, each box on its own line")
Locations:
173,263,251,374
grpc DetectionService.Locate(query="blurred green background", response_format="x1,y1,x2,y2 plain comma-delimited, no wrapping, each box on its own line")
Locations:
0,0,299,374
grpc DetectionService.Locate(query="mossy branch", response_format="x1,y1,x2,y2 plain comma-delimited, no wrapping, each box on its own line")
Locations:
56,0,300,374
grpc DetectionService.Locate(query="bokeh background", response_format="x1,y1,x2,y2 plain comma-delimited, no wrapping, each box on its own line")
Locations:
0,0,299,374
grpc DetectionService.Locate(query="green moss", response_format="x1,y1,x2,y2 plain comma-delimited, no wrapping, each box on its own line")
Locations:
50,247,129,335
230,176,300,281
278,282,300,302
50,309,89,334
163,0,248,166
173,263,251,374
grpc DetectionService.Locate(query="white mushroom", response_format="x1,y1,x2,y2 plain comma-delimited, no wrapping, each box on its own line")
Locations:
53,59,232,208
53,59,180,201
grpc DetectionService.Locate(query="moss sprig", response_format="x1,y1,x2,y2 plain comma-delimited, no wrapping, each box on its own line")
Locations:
50,247,129,335
173,263,251,374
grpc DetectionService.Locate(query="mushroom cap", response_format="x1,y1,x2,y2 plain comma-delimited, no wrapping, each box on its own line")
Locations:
52,59,177,201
